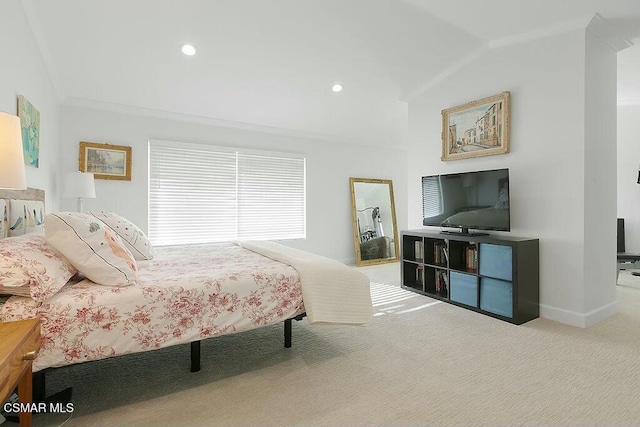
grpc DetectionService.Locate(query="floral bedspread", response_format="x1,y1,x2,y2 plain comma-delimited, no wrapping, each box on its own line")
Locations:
0,243,305,372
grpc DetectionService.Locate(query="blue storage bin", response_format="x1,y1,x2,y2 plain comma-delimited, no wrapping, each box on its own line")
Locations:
480,278,513,318
479,243,512,281
449,271,478,307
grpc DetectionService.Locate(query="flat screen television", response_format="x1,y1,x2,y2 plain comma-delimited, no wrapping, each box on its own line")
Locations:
422,168,510,235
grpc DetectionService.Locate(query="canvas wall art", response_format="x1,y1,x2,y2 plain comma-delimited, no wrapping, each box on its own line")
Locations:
17,95,40,168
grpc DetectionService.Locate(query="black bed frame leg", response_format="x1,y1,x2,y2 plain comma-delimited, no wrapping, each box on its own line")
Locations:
284,318,292,348
284,313,306,348
190,341,201,372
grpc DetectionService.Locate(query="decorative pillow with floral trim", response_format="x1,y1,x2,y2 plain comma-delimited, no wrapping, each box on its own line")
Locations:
0,234,77,301
88,211,154,260
45,212,138,286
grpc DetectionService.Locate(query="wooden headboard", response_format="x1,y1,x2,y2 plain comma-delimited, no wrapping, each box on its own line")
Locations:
0,187,45,203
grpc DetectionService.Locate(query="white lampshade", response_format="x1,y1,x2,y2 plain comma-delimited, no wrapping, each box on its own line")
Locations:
63,171,96,199
63,171,95,212
0,112,27,190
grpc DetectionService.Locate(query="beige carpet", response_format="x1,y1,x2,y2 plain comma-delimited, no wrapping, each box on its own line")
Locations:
16,265,640,426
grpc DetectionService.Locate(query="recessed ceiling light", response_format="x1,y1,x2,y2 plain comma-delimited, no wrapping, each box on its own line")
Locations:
332,83,343,93
181,44,196,56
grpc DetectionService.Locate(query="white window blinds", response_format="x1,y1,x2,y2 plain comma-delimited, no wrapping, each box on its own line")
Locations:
422,176,443,219
149,140,306,246
237,153,306,240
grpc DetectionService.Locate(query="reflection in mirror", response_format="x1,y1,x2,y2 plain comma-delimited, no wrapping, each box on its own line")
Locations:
349,177,399,266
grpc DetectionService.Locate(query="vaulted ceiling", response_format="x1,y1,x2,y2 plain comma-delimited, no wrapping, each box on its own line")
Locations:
21,0,640,145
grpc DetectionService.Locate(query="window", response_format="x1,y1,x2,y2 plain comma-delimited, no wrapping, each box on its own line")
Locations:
422,176,443,219
149,140,305,246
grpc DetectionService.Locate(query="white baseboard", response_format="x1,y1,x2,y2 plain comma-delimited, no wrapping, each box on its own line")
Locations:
584,299,619,327
540,299,619,328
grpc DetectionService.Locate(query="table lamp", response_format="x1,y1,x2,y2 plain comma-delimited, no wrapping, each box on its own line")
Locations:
0,112,27,189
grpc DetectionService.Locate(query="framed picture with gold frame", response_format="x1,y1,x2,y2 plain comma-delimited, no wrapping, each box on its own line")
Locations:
79,141,132,181
441,91,510,161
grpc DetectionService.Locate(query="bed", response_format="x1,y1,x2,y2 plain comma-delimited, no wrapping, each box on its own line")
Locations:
0,189,373,380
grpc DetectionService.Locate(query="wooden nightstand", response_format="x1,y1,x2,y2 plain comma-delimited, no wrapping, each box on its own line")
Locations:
0,318,41,427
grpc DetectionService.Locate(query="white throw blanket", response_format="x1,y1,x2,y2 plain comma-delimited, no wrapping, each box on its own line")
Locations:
239,241,373,325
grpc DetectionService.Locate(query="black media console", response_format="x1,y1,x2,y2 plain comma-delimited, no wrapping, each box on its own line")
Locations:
401,230,539,325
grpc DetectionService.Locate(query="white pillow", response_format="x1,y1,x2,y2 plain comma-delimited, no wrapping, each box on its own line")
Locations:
45,212,138,286
88,211,154,260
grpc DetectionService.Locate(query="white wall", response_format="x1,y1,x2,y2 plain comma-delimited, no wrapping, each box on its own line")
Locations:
617,104,640,252
583,29,618,323
408,29,618,327
0,0,61,210
59,106,408,263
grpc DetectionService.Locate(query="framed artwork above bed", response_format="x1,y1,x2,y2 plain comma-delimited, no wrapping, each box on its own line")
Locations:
441,91,510,161
79,141,132,181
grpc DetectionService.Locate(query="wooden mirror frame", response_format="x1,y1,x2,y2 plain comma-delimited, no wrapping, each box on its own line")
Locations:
349,177,400,266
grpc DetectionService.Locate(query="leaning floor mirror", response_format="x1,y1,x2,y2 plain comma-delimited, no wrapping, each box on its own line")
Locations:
349,177,400,266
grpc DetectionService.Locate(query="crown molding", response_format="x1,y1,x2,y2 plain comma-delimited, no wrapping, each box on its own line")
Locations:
62,97,409,151
62,97,337,140
403,16,595,102
488,15,593,49
403,14,635,103
20,0,65,102
586,13,633,52
401,45,489,102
